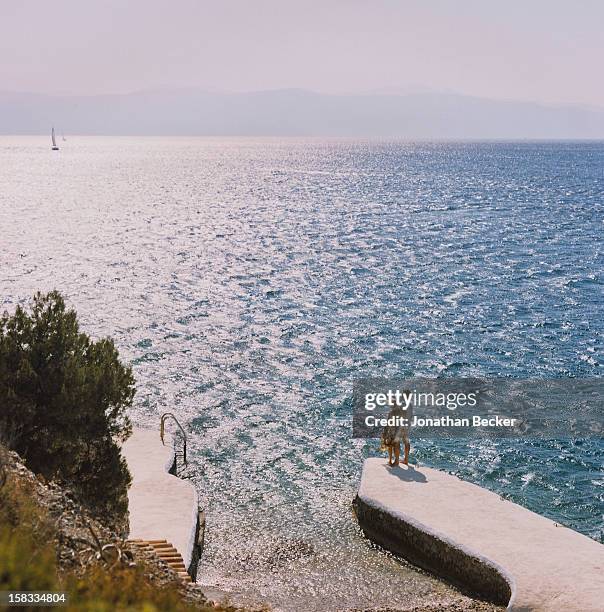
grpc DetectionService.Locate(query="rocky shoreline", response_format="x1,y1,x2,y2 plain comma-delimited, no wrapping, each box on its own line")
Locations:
0,446,240,611
2,445,503,611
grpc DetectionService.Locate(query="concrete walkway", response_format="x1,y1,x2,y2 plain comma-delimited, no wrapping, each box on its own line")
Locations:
122,428,199,571
355,458,604,611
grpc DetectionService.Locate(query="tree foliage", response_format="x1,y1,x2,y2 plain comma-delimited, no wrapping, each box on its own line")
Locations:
0,291,134,522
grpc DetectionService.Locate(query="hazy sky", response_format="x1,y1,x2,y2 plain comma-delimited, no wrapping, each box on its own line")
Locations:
1,0,603,107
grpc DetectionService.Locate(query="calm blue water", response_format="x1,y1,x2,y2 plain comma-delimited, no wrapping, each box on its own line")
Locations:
1,137,602,611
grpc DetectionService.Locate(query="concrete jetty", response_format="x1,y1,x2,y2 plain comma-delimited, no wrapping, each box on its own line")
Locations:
354,458,604,611
122,428,201,579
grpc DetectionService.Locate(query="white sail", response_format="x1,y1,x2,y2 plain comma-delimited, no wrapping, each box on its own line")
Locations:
51,127,57,147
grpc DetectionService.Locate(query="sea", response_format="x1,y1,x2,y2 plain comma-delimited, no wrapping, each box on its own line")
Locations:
1,137,602,611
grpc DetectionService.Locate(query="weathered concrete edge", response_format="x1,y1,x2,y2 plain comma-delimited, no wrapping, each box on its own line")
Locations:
164,435,177,475
353,492,517,609
184,487,200,574
188,507,204,578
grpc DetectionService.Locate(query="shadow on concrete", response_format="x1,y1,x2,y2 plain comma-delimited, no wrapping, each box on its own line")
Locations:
388,464,428,483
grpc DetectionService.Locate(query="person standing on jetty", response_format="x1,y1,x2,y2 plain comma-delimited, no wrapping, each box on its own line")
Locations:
380,391,412,466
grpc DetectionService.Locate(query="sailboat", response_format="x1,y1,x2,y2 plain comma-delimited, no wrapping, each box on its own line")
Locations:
51,127,59,151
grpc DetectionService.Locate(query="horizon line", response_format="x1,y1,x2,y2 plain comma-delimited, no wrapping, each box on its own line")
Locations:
3,134,604,142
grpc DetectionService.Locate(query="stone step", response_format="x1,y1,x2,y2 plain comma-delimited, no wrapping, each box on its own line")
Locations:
127,538,192,586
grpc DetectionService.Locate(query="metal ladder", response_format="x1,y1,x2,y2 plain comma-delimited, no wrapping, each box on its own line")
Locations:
160,412,187,472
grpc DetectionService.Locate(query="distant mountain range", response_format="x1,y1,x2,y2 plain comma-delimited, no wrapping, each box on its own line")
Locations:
1,88,604,138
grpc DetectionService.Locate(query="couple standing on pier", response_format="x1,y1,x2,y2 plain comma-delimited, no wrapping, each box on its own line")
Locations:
380,391,412,466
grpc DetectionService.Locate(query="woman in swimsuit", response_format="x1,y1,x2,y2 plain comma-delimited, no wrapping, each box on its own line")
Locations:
380,394,411,466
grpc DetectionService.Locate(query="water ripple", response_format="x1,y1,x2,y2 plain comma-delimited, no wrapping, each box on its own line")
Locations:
2,137,602,611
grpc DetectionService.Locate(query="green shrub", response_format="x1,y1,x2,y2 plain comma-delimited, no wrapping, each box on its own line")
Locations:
64,565,203,612
0,463,59,593
0,464,218,611
0,524,58,593
0,291,134,523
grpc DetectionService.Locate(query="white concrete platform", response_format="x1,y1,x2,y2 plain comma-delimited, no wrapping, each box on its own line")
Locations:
355,458,604,612
122,428,199,569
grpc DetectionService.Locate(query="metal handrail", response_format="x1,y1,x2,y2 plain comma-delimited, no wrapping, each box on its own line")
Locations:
160,412,187,465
